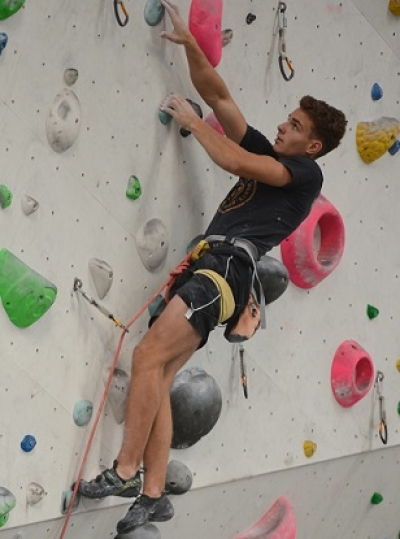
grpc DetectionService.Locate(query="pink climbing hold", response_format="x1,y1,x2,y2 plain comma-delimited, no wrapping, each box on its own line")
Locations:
205,112,224,135
280,194,345,289
189,0,223,67
234,496,296,539
331,340,375,408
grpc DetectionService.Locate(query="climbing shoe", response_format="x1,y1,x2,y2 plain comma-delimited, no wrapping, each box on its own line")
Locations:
77,461,142,499
116,493,174,534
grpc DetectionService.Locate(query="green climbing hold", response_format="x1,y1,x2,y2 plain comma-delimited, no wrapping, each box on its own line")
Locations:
0,249,57,328
0,0,25,20
397,401,400,415
370,492,383,504
158,109,172,125
0,487,16,528
366,304,379,319
144,0,165,26
126,175,142,200
0,185,12,209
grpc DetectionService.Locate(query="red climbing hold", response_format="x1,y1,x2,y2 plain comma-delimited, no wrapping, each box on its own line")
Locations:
205,112,225,135
189,0,223,67
331,340,375,408
234,496,296,539
280,194,345,289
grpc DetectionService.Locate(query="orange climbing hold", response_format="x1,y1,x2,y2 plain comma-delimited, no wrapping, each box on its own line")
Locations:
189,0,223,67
234,496,296,539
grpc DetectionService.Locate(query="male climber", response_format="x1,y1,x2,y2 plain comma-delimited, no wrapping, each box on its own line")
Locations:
78,0,347,534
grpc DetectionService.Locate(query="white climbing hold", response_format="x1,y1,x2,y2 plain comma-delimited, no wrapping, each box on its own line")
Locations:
26,482,45,505
21,195,39,216
105,367,130,424
136,218,168,271
88,258,113,299
46,88,81,153
64,68,79,86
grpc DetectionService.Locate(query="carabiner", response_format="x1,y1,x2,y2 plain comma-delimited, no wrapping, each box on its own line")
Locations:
375,371,388,445
114,0,129,27
277,1,295,82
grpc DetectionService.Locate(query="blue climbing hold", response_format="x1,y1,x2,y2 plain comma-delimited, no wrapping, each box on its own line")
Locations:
371,83,383,101
388,140,400,156
158,109,172,125
20,434,37,452
0,33,8,55
73,400,93,427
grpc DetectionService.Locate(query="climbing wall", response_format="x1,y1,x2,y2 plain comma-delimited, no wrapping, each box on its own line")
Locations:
0,0,400,538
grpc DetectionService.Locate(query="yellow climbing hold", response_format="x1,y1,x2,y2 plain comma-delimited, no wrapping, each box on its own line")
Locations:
303,440,317,458
356,117,400,163
389,0,400,15
396,359,400,372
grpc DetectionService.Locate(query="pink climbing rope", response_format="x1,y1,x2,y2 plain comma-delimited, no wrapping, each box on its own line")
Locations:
57,251,193,539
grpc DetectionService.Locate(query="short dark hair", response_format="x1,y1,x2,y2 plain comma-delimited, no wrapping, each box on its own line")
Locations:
300,95,347,159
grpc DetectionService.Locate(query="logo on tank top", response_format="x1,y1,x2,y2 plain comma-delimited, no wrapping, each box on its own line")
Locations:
218,178,257,213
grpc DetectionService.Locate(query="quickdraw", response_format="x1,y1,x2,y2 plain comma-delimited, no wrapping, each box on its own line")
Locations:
239,344,248,399
114,0,129,27
375,371,388,445
277,2,295,82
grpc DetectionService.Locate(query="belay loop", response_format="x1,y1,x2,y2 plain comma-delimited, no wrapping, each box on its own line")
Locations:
277,1,295,81
114,0,129,27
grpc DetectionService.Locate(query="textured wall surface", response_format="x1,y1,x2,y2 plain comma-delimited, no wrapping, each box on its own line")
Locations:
0,0,400,538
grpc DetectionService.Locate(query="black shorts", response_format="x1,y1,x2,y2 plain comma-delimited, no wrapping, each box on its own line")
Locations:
169,248,253,348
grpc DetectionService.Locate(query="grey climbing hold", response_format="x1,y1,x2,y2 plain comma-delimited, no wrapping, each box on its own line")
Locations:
114,524,161,539
170,367,222,449
73,399,93,427
221,28,233,47
46,88,81,153
256,255,289,304
166,460,193,494
0,184,12,208
106,367,129,424
136,218,168,271
26,482,45,505
0,487,16,528
144,0,165,26
180,99,203,138
21,195,39,216
64,68,79,87
88,258,113,300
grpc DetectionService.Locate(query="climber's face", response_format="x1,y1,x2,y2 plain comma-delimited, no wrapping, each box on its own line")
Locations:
273,108,322,159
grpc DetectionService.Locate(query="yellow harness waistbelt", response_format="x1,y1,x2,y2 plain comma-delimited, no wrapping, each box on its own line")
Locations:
194,269,235,324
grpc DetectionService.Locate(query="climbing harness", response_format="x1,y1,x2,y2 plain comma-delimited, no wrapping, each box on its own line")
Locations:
277,2,295,82
375,371,388,445
239,344,248,399
113,0,129,27
73,278,129,332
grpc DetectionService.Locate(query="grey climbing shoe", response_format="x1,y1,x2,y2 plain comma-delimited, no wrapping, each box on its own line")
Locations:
77,461,141,499
116,493,174,534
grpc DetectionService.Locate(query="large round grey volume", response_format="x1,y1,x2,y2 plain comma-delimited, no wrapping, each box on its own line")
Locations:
170,367,222,449
256,255,289,304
